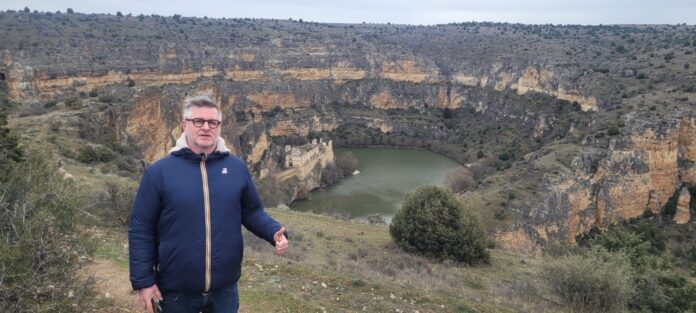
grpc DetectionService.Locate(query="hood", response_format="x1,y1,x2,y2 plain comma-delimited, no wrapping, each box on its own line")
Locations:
169,133,231,154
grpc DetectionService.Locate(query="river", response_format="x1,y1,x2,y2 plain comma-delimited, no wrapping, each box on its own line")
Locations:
290,147,459,222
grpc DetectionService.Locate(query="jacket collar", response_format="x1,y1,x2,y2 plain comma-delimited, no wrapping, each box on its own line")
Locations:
169,133,231,161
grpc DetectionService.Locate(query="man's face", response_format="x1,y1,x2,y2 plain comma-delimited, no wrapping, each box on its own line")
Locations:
182,106,222,154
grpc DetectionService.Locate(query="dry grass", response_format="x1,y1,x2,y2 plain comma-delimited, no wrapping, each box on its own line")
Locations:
238,208,567,312
89,207,569,312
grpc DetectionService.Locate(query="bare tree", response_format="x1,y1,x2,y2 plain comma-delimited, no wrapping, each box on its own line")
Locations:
444,166,475,193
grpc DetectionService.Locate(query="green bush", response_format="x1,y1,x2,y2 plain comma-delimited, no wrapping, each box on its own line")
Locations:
389,186,490,264
77,145,115,164
608,124,620,136
65,97,81,108
543,249,634,313
584,222,696,312
631,269,696,313
0,111,22,174
0,153,104,311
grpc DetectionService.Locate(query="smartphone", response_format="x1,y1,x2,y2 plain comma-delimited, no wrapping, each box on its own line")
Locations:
151,297,163,313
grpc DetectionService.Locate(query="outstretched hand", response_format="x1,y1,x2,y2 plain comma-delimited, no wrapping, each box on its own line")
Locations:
274,226,288,256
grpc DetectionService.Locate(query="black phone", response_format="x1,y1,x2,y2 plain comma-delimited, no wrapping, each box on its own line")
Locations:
151,297,163,313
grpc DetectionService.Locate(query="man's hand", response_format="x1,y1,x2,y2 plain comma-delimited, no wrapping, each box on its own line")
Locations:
274,226,288,256
138,284,162,313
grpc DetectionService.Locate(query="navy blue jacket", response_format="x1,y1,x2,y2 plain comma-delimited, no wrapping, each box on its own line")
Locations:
128,146,282,293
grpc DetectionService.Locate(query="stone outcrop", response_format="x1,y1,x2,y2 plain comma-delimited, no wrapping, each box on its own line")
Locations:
270,116,339,137
125,90,175,162
0,13,610,113
497,116,696,253
674,187,691,224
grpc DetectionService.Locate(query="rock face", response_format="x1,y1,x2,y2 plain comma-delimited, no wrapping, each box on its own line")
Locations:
674,187,691,224
497,116,696,253
3,13,696,250
0,13,619,113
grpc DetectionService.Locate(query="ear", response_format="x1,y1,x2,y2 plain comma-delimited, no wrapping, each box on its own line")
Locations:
181,120,186,132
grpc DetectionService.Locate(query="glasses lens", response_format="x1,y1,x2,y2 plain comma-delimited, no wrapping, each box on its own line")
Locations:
208,120,220,128
188,119,220,128
192,119,205,127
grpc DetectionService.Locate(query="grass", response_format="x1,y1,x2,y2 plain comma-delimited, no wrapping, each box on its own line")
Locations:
90,207,562,312
238,208,557,312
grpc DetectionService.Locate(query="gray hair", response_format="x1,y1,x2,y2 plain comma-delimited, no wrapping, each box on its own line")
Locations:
182,96,221,119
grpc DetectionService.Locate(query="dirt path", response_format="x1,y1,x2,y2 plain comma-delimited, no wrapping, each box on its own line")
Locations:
82,260,141,313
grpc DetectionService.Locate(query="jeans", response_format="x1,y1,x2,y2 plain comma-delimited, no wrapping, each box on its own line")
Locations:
160,284,239,313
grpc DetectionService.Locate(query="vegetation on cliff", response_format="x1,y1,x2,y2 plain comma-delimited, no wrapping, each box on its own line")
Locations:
0,113,104,311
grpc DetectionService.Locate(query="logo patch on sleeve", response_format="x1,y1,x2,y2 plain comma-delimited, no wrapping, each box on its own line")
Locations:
222,167,228,174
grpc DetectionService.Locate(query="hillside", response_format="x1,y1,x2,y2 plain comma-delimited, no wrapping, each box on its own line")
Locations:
2,9,695,248
89,207,560,312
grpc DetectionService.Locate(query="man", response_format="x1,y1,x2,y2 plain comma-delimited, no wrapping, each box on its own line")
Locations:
129,96,288,313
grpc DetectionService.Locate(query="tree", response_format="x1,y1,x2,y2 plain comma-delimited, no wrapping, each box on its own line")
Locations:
0,152,104,311
334,151,358,176
444,166,475,193
0,110,22,177
67,8,74,14
389,186,490,264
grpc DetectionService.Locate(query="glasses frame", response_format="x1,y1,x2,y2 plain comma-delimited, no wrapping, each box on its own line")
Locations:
185,118,222,129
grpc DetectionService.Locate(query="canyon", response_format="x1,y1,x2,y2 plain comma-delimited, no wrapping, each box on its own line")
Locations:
1,11,695,252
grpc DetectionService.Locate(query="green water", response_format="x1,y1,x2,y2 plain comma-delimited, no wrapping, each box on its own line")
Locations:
290,148,459,222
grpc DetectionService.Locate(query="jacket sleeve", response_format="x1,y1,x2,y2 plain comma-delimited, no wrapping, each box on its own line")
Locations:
240,167,285,245
128,168,161,290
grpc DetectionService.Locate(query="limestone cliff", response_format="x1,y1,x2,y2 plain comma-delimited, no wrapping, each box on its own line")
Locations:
497,115,696,253
4,12,696,252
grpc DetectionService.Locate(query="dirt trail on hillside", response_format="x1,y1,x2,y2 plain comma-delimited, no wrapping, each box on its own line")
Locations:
82,260,141,313
83,259,256,313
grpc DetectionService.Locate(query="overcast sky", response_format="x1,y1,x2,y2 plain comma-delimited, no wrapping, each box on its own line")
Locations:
1,0,695,25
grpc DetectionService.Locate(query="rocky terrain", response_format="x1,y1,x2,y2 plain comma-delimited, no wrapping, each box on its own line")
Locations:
1,10,695,251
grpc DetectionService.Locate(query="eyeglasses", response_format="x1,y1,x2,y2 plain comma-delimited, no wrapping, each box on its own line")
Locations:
185,118,222,129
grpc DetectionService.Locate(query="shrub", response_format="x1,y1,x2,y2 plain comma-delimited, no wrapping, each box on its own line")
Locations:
0,152,103,311
631,269,696,312
77,145,115,164
334,151,358,176
92,180,137,226
320,162,344,186
444,166,475,193
389,186,490,264
65,97,81,108
608,124,620,136
255,175,284,208
584,221,696,312
0,111,22,172
543,249,634,313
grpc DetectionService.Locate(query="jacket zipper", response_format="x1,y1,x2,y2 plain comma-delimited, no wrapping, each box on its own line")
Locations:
200,155,212,292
